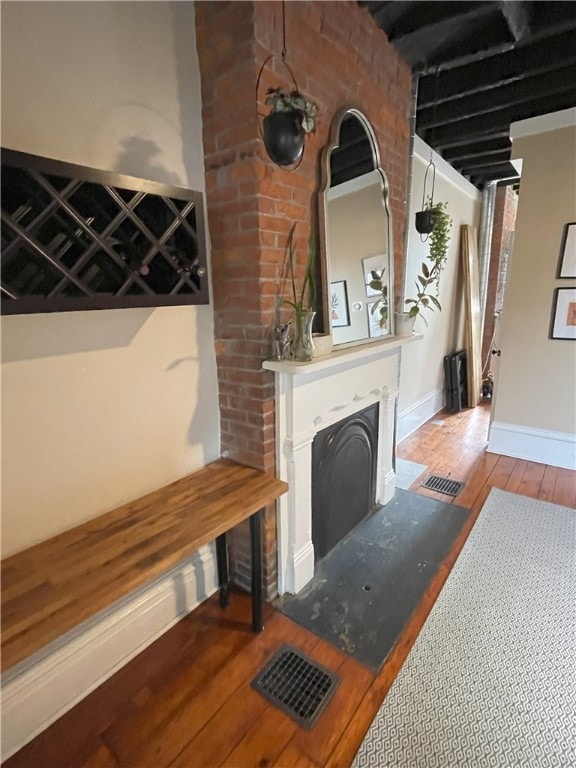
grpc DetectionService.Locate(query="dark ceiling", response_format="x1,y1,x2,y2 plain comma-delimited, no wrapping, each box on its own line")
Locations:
361,1,576,188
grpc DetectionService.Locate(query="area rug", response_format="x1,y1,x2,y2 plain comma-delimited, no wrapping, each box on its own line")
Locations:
280,489,469,671
353,488,576,767
395,458,427,490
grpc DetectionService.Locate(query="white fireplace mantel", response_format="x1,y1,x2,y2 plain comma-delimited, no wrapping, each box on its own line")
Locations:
263,334,421,595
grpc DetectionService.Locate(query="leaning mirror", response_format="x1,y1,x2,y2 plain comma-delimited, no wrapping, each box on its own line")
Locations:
319,109,394,346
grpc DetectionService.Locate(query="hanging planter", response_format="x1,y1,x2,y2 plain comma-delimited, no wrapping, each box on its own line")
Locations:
261,87,317,167
255,0,318,171
415,208,436,235
263,111,303,165
415,157,437,235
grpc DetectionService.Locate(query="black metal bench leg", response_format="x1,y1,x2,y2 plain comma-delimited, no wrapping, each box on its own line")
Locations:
250,510,263,633
215,533,230,608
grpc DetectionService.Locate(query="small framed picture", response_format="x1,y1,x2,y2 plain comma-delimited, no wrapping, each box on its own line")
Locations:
330,280,350,327
550,287,576,340
557,222,576,278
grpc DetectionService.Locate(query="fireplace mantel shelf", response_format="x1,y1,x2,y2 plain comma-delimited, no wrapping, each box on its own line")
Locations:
263,333,422,377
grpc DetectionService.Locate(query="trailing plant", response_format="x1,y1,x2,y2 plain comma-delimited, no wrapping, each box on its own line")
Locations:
265,88,318,134
405,198,452,323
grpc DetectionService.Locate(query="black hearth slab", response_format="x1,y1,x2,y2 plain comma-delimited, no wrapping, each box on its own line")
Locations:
279,488,470,671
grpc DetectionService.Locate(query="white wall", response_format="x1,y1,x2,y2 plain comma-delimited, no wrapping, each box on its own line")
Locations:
1,1,220,556
488,111,576,469
398,137,482,439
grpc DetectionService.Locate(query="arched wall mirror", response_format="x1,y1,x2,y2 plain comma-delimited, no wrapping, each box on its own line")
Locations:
318,109,394,346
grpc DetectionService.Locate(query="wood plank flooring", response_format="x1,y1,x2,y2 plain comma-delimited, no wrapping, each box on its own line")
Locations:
6,403,575,768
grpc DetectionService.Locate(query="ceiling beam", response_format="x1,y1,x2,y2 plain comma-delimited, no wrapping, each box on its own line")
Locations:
417,65,576,130
471,165,520,186
417,30,576,107
416,16,576,75
442,137,511,163
423,88,576,150
452,152,512,174
389,4,500,68
499,0,532,41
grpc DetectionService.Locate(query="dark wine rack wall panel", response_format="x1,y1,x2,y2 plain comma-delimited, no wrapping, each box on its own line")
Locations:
1,149,209,314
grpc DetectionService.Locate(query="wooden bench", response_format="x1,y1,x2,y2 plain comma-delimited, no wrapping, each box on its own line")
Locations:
1,459,288,673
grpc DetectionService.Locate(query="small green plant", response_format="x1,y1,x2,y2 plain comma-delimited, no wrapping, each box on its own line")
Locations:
368,269,388,328
284,223,316,313
265,88,318,134
405,198,452,323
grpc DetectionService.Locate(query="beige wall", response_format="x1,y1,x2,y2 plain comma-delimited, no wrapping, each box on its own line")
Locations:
491,124,576,436
399,143,482,423
1,1,220,556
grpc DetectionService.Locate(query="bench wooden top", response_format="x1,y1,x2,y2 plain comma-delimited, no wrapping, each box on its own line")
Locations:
1,459,288,672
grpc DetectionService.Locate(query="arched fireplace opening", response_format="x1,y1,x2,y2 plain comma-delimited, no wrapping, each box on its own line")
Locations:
312,403,380,561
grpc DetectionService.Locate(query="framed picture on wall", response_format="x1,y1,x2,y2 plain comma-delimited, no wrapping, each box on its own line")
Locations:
557,222,576,278
330,280,350,327
550,287,576,340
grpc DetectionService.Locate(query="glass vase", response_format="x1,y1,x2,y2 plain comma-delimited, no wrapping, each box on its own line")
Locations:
291,309,316,361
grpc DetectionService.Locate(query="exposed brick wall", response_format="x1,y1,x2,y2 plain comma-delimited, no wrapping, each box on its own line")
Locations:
482,186,518,366
195,0,412,597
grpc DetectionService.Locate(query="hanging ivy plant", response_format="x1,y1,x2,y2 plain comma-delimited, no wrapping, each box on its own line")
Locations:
405,198,453,323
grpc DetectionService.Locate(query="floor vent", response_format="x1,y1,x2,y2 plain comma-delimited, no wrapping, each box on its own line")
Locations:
422,475,464,497
252,644,340,729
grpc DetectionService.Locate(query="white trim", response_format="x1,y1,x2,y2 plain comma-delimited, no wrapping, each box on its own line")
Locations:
0,546,217,761
510,108,576,141
412,135,480,199
397,389,445,443
487,421,576,470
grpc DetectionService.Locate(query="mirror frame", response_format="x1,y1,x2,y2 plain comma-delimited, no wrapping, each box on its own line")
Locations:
318,108,395,345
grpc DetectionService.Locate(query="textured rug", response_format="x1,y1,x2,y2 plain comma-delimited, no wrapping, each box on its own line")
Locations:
395,458,427,491
281,489,469,671
353,488,576,768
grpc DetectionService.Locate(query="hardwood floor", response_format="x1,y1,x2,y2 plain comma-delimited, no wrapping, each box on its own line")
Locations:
6,404,575,768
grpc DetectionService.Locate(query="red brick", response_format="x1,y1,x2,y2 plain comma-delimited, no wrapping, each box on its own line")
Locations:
196,0,411,597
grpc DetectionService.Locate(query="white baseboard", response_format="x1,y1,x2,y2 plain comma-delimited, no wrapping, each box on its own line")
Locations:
397,389,444,443
0,545,217,761
488,421,576,470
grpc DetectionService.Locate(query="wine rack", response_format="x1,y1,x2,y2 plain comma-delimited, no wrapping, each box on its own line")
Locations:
1,149,209,314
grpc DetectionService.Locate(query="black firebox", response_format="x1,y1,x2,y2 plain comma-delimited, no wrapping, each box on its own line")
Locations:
311,402,379,561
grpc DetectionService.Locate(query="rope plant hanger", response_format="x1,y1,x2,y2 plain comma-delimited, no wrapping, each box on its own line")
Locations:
255,1,318,169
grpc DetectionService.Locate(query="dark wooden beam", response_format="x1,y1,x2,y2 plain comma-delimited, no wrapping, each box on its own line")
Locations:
418,65,576,130
423,88,576,150
453,152,512,174
458,159,516,179
416,16,576,75
443,137,511,163
499,0,532,41
417,29,576,106
390,4,501,68
471,165,520,186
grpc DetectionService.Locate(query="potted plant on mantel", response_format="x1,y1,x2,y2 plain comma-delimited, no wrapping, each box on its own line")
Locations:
263,88,318,166
283,223,317,361
369,199,453,335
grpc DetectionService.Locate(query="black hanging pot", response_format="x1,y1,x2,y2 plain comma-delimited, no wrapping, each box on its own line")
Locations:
263,110,304,166
415,209,435,235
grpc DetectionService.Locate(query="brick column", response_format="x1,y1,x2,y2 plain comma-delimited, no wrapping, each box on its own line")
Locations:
195,0,411,598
